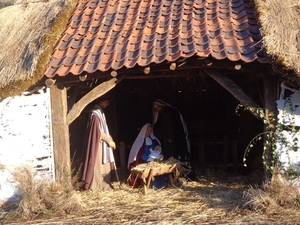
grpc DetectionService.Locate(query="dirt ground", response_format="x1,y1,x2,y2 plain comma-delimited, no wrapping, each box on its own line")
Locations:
1,172,300,225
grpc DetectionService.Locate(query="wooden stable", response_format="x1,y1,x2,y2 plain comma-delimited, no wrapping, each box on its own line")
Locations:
1,0,299,188
46,66,279,183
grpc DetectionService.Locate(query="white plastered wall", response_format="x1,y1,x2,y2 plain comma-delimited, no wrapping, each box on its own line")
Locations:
0,87,54,202
276,83,300,173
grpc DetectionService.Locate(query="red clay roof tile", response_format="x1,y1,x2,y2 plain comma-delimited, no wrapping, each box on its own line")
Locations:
44,0,268,78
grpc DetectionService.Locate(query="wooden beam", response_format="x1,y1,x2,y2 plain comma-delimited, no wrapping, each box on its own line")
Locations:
50,85,71,184
67,86,79,111
66,76,123,125
38,57,268,87
203,69,261,118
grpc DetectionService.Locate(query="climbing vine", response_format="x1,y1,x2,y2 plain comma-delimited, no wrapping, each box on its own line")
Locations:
235,101,300,177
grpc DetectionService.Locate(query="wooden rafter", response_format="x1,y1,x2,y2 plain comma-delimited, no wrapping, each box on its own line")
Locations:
203,69,262,119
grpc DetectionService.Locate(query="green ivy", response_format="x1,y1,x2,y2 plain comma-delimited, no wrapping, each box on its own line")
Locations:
236,101,299,177
294,198,300,207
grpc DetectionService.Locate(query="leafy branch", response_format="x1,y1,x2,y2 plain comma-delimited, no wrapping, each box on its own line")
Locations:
236,102,299,176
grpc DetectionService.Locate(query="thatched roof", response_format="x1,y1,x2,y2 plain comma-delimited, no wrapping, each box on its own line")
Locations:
1,0,300,100
0,0,76,100
254,0,300,81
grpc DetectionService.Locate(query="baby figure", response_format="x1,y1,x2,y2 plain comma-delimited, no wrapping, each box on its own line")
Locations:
147,145,164,162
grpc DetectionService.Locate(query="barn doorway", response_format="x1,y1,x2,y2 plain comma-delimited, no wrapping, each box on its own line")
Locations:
69,71,264,180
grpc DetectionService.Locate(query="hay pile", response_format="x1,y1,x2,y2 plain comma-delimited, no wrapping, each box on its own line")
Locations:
243,172,300,212
254,0,300,80
2,170,300,224
1,166,82,221
0,0,76,99
131,158,181,171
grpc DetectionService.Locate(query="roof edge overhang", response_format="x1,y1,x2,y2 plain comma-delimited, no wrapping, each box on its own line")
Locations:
39,57,271,87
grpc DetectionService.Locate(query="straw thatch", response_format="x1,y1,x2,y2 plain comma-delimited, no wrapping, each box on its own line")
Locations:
254,0,300,81
0,0,77,100
1,0,300,100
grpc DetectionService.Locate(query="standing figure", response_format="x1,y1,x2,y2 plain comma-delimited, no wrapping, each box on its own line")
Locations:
152,99,190,161
81,96,116,191
152,99,196,180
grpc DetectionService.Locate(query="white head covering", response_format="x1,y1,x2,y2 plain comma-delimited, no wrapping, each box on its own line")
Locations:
127,123,160,168
91,104,114,164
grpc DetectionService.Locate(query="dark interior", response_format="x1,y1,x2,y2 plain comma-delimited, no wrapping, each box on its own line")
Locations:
69,69,265,180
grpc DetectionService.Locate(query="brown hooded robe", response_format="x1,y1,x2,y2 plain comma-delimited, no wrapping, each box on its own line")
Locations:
82,107,114,191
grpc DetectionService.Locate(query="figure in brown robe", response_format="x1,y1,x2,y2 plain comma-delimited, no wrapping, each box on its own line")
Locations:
82,98,116,191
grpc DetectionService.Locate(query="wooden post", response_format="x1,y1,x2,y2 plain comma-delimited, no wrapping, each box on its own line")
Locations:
50,85,71,184
263,75,278,180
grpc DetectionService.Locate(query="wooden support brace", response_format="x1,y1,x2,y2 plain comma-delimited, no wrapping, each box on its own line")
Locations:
66,76,123,125
203,69,262,119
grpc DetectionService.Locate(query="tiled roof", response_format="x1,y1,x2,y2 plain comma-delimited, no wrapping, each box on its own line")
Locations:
45,0,268,78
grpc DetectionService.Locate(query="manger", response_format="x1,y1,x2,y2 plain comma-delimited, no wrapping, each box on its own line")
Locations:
130,158,182,194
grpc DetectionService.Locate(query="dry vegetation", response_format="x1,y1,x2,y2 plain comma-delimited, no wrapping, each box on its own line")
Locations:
0,0,77,99
1,167,300,224
254,0,300,82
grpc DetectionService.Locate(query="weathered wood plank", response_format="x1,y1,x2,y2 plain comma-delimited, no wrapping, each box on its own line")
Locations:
263,75,278,179
67,86,79,111
66,77,123,125
203,69,261,118
50,85,71,184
